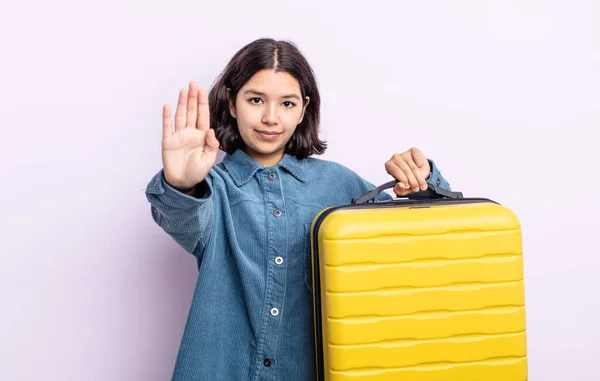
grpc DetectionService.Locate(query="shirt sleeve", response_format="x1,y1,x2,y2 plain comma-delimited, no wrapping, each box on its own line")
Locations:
427,159,451,190
145,169,214,257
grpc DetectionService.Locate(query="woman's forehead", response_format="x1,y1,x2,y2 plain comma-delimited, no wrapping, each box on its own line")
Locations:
240,69,302,96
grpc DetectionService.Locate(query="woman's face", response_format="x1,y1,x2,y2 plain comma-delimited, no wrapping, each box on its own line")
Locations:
229,69,309,167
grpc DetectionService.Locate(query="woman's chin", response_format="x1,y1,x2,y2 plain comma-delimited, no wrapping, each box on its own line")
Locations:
245,143,285,162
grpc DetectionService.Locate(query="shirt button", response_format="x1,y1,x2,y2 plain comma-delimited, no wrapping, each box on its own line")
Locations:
436,177,441,186
263,358,272,367
275,256,283,265
270,307,279,317
273,209,282,217
268,173,276,181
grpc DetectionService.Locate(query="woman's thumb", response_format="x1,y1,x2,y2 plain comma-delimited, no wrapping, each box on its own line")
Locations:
205,129,220,153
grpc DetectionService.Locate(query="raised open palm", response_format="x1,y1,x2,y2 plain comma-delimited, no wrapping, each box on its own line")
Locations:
162,81,220,191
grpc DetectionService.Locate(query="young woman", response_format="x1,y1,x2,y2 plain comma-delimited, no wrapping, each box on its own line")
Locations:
146,38,451,381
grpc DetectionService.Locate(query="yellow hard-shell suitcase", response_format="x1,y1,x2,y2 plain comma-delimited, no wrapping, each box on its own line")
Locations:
310,181,527,381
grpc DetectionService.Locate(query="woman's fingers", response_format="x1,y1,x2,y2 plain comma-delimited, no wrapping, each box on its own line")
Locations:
393,183,411,196
385,159,409,190
385,152,429,195
410,147,429,190
409,147,425,166
168,83,209,134
162,104,172,138
398,159,420,192
174,88,188,132
197,88,210,131
186,81,198,128
406,157,428,190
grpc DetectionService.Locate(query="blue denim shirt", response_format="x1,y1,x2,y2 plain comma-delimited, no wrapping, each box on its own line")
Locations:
145,149,450,381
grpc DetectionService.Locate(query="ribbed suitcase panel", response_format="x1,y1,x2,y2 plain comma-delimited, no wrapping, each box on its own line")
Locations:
329,357,527,381
315,201,527,380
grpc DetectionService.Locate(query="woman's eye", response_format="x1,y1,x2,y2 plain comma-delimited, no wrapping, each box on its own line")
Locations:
250,98,262,104
282,101,295,108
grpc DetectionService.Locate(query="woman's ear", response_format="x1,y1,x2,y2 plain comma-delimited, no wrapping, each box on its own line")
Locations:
298,96,310,124
226,88,237,118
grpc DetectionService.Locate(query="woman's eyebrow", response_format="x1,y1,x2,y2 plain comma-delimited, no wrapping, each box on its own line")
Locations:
281,94,301,100
243,89,301,100
243,89,266,97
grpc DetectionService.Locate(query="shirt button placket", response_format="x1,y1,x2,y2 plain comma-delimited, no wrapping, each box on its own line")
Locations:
259,168,285,376
271,207,283,281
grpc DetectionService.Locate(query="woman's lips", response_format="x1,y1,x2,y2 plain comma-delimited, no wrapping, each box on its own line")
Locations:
256,130,282,141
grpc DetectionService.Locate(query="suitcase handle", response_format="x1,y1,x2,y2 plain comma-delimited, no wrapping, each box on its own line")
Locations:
352,180,464,204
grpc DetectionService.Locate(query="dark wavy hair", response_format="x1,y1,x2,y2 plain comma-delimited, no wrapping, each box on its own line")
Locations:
208,38,326,159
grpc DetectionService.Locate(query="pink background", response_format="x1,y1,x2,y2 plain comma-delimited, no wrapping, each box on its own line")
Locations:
1,1,598,380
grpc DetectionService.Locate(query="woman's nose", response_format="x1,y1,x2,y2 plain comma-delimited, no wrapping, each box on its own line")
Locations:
261,104,279,126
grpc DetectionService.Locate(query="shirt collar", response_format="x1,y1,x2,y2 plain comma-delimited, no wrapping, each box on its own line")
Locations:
278,153,306,183
222,149,307,186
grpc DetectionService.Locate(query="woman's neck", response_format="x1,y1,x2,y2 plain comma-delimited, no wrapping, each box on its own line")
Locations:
243,147,285,167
